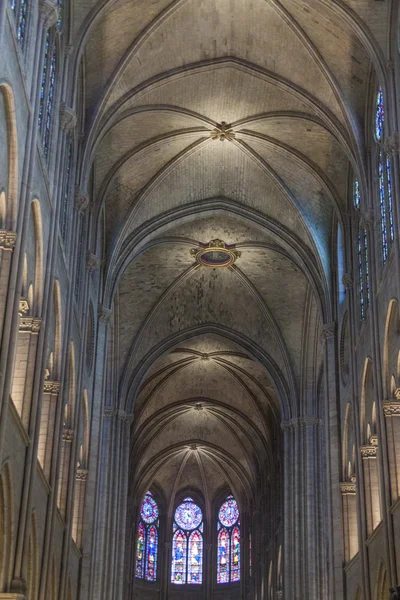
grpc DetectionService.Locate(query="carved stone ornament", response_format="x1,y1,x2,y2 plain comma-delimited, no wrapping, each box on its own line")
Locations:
369,434,378,447
39,0,58,26
210,122,235,142
191,239,241,268
321,322,336,340
342,273,353,290
340,482,356,494
59,104,77,133
194,402,204,411
383,401,400,416
360,445,377,458
86,252,98,272
103,407,115,418
74,188,90,213
19,317,41,333
395,388,400,401
43,380,60,394
63,428,74,443
0,230,17,250
18,298,30,316
76,468,88,482
98,304,112,324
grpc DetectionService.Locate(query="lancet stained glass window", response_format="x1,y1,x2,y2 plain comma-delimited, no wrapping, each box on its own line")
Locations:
374,88,395,262
171,498,203,585
38,30,57,159
217,495,241,584
135,492,159,582
9,0,28,49
60,137,73,243
354,178,370,321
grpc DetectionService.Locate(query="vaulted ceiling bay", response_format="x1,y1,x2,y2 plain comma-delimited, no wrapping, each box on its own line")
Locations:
78,0,384,596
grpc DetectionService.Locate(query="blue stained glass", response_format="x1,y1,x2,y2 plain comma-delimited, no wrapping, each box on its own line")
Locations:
171,498,203,585
379,152,388,262
135,522,145,579
188,530,203,584
218,529,229,583
386,155,394,242
10,0,16,13
353,178,360,209
17,0,27,48
175,501,202,530
43,49,57,158
171,529,187,584
364,229,370,307
219,496,239,527
375,87,384,142
217,495,241,584
136,493,159,582
358,230,364,320
231,527,240,582
57,0,64,30
146,526,158,582
141,491,159,524
38,32,50,130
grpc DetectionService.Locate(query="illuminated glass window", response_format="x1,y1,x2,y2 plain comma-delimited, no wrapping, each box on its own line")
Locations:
9,0,28,49
354,178,370,320
135,492,159,582
171,497,203,585
60,137,73,242
217,495,240,584
38,30,57,159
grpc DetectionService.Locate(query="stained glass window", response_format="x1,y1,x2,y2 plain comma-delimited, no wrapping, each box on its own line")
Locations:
9,0,28,49
135,492,159,582
375,87,384,142
57,0,64,30
38,30,57,159
217,495,240,584
353,178,360,209
354,178,370,321
171,498,203,585
60,137,73,242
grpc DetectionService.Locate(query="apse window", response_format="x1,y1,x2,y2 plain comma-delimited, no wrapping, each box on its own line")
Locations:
171,497,203,585
217,495,241,583
135,491,159,582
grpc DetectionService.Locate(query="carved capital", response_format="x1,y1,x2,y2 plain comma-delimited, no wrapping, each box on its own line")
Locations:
340,481,356,494
103,407,115,418
19,317,41,333
39,0,58,26
63,428,74,443
394,388,400,401
59,103,77,133
76,468,88,482
86,252,98,272
383,400,400,416
44,380,60,394
18,298,30,316
321,322,336,340
116,409,134,425
98,305,112,324
384,132,400,156
74,188,89,213
342,273,353,290
0,230,17,250
360,445,377,458
370,434,378,447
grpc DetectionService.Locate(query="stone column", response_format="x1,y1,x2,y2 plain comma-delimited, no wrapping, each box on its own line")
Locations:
321,322,345,599
0,231,17,341
72,468,88,548
360,440,381,536
57,428,74,519
340,480,358,563
37,380,60,478
383,399,400,502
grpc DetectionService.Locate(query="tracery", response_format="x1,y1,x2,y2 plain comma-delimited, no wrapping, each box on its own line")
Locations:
217,495,241,584
135,491,159,582
171,497,203,585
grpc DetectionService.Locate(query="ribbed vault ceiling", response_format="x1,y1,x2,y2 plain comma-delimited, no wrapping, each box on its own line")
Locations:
77,0,387,497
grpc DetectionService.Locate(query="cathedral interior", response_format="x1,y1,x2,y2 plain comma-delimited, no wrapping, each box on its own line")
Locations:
0,0,400,599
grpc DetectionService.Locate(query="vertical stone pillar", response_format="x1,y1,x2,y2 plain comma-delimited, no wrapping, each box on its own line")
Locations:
37,380,60,478
340,480,358,563
383,399,400,502
321,322,345,599
72,468,88,548
57,428,74,519
360,440,381,536
0,231,17,342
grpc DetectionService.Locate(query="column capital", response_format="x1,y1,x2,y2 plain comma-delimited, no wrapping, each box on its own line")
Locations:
360,445,377,458
18,298,30,316
103,407,115,418
63,428,74,442
340,481,356,494
59,103,77,133
86,252,98,272
39,0,58,26
321,322,336,340
360,210,374,230
19,317,41,333
342,273,353,290
0,230,17,250
383,400,400,416
98,304,112,323
43,380,60,394
75,188,90,213
76,468,88,481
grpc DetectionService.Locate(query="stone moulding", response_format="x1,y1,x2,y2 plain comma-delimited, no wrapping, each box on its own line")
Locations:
360,445,377,458
19,317,41,333
383,400,400,416
0,230,17,250
43,380,60,394
340,482,356,494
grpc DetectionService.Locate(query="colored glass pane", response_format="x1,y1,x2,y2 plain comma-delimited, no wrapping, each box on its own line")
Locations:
171,530,186,584
231,527,240,582
38,32,50,130
175,500,202,530
141,492,159,524
217,529,229,583
219,496,239,527
57,0,64,30
386,155,394,242
146,526,157,582
188,531,203,584
364,229,370,307
375,87,384,142
44,48,57,158
379,152,388,262
17,0,27,48
135,522,145,579
353,178,360,209
60,138,73,242
358,230,364,320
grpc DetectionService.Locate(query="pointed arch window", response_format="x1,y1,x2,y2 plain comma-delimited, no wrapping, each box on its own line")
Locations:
374,87,395,262
38,30,57,159
354,178,370,320
60,136,73,243
9,0,28,49
135,491,159,582
171,497,203,585
217,495,240,584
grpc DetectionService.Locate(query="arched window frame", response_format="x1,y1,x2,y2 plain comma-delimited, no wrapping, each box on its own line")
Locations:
374,86,395,264
38,27,59,160
171,496,204,586
59,133,75,245
9,0,29,49
353,177,370,321
217,494,241,584
135,491,159,583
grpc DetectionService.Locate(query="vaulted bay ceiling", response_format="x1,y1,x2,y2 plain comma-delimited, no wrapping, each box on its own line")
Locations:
80,0,380,493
